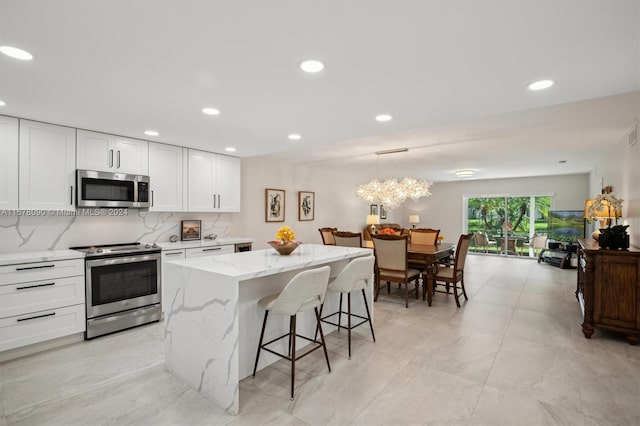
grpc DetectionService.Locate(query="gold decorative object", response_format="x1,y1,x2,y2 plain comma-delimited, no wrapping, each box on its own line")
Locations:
268,240,301,255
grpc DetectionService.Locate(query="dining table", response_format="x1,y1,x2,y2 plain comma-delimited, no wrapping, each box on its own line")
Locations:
363,240,455,306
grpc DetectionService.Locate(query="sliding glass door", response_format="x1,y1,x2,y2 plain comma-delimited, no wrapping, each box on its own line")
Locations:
466,195,551,257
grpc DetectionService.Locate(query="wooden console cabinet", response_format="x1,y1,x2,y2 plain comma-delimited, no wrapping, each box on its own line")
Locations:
576,239,640,345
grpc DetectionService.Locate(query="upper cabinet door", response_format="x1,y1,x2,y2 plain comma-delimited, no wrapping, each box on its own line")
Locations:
76,130,117,172
0,115,19,210
149,142,183,212
77,130,148,175
114,137,148,175
215,155,240,212
19,120,76,211
187,149,215,212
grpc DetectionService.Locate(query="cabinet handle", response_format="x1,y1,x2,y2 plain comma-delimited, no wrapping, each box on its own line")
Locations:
117,151,121,169
151,190,154,207
109,149,114,168
164,252,183,256
16,264,55,271
17,312,56,322
217,194,221,208
17,282,55,290
70,186,73,205
213,194,216,209
203,247,222,252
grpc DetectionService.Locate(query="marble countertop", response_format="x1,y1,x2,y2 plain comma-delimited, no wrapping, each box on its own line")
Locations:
156,237,254,251
166,243,371,280
0,249,85,266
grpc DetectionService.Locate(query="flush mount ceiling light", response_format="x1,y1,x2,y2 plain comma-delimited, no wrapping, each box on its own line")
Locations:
144,130,159,137
299,59,324,73
375,114,393,122
0,45,34,61
0,100,5,106
202,107,220,116
527,79,554,91
225,147,236,152
288,134,301,141
455,169,475,177
356,148,432,209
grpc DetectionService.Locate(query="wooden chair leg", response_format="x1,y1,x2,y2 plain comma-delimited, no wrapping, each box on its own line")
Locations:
405,282,409,308
374,278,381,301
461,277,468,300
453,282,461,307
253,310,269,376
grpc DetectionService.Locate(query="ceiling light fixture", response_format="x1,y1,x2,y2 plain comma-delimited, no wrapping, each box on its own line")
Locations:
356,148,432,209
0,45,34,61
375,114,393,122
202,107,220,116
288,134,301,141
299,59,324,73
225,147,236,152
455,169,474,177
144,130,159,137
527,79,554,91
0,100,5,106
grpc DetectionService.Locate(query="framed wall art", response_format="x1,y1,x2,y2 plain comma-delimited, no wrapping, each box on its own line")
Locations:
369,204,378,215
181,220,201,241
380,205,388,220
265,188,285,222
298,191,315,221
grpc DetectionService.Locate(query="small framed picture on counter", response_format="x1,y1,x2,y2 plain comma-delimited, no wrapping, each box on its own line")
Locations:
181,220,201,241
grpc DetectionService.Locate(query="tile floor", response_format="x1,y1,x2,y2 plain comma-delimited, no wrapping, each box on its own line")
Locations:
1,255,639,425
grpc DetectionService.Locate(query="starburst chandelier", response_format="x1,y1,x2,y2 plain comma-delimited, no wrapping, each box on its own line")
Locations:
356,148,432,209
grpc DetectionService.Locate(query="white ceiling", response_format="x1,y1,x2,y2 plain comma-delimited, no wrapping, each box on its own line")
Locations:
0,0,638,182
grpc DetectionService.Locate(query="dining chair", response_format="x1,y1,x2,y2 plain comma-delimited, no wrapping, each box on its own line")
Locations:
318,255,376,358
474,231,497,253
252,266,332,400
318,227,338,245
408,228,440,271
371,234,421,308
333,231,363,248
523,234,548,256
433,233,472,307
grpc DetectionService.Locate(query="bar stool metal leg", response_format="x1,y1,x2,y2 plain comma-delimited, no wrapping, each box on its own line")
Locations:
362,289,376,342
290,314,296,400
347,292,352,358
315,307,331,373
253,310,269,377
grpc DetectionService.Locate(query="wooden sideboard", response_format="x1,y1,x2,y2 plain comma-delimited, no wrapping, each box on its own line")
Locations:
576,239,640,345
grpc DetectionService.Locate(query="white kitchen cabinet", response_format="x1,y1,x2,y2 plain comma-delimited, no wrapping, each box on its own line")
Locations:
187,149,240,212
19,120,76,211
149,143,183,212
185,244,235,258
77,129,148,175
0,257,85,352
0,115,19,210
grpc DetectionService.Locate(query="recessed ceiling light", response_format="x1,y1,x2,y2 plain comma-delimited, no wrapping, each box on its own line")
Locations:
202,107,220,116
144,130,159,137
0,45,34,61
288,134,301,141
559,160,567,164
455,169,475,177
225,147,236,152
299,59,324,73
527,79,554,91
0,100,5,106
375,114,393,122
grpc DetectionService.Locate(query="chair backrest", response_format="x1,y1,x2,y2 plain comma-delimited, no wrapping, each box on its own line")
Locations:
410,228,439,245
371,234,408,272
333,231,362,248
532,234,548,249
267,266,331,315
329,256,375,293
319,227,338,245
453,234,473,273
474,231,487,246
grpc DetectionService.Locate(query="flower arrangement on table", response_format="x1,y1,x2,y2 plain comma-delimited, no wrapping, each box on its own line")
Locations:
268,226,301,255
438,235,445,244
586,192,628,249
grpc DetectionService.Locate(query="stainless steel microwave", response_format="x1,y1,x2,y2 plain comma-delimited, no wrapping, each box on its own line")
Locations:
76,169,150,208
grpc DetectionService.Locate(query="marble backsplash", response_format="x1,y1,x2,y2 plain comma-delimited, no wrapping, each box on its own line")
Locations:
0,210,231,254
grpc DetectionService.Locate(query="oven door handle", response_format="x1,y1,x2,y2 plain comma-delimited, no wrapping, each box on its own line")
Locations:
85,253,161,268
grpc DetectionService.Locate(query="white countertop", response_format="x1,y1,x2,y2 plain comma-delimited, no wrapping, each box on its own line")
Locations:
0,249,85,266
166,243,371,280
156,237,253,251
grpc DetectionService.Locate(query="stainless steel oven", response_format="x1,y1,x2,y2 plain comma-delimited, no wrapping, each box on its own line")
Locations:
72,243,161,339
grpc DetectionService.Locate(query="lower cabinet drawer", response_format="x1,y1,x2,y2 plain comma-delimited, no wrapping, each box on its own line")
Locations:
0,275,85,318
0,258,85,286
0,304,85,352
185,245,234,258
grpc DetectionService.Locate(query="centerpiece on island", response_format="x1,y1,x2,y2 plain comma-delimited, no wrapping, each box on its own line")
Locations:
268,226,301,255
586,192,629,250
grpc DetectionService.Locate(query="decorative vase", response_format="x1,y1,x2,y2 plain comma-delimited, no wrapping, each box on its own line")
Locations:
268,240,301,255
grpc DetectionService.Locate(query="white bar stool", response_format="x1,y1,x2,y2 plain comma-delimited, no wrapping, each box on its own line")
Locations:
252,265,331,400
318,256,376,358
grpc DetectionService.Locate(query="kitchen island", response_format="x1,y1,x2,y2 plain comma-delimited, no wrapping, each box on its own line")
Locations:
163,243,373,414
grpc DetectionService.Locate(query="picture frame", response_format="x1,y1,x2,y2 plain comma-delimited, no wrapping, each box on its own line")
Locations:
370,204,378,215
181,220,201,241
298,191,315,221
380,205,388,220
265,188,286,222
